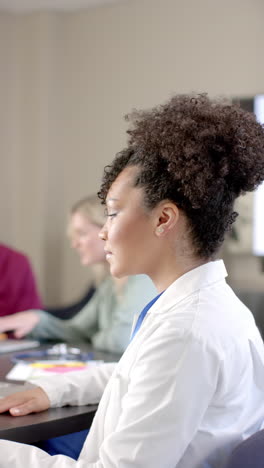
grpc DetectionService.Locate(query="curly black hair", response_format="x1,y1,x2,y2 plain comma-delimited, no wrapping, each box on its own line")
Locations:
98,93,264,258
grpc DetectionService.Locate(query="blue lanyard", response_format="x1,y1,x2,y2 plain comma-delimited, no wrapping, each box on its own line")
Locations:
130,291,164,341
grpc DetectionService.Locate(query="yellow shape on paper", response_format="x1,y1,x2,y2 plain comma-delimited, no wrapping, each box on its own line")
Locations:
31,361,86,368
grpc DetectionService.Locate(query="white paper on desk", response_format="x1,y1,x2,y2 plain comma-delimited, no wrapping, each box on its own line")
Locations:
6,360,104,382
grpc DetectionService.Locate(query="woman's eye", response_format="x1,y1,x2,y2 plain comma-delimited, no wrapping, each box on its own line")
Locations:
104,207,117,217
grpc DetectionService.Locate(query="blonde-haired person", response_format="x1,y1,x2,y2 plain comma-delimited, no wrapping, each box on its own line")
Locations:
46,195,108,319
67,194,109,287
0,195,157,354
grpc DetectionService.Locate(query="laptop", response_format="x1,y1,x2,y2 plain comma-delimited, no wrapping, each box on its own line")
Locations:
0,381,35,398
0,339,40,354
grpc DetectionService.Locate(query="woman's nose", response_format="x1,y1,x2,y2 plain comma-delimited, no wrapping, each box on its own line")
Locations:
71,237,79,249
99,225,107,241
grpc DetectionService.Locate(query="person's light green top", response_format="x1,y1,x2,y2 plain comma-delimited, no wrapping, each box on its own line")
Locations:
28,274,157,354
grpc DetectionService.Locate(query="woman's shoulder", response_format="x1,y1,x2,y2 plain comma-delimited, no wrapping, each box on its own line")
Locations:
0,243,33,277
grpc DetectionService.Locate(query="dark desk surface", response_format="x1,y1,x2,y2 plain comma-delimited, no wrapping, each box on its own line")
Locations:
0,345,120,443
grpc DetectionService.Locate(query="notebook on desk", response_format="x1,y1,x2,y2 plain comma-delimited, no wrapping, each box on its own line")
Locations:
0,339,40,354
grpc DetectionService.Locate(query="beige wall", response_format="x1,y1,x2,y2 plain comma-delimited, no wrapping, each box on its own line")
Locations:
1,0,264,305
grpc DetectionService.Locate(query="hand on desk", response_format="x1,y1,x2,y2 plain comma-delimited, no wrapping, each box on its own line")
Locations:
0,311,40,338
0,386,50,416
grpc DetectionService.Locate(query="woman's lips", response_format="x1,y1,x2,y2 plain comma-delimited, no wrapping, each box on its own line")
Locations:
104,249,113,260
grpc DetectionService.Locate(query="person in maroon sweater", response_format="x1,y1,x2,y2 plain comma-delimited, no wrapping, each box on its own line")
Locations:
0,243,42,317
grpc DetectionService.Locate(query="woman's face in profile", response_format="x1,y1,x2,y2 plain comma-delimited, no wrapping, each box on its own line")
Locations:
69,212,106,266
100,166,158,279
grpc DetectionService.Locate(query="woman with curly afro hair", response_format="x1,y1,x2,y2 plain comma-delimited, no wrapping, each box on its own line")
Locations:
1,94,264,468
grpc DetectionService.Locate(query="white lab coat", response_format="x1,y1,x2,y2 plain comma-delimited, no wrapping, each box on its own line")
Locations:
1,260,264,468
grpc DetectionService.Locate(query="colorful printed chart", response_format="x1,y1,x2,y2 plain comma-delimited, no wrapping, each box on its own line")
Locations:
6,360,103,381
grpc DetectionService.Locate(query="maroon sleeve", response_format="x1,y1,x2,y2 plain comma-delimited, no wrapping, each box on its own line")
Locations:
0,245,43,317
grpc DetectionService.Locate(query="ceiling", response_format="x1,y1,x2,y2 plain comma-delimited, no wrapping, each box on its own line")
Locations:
0,0,130,13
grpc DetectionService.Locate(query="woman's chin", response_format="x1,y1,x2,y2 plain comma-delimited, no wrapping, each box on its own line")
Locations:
80,258,90,266
110,265,129,279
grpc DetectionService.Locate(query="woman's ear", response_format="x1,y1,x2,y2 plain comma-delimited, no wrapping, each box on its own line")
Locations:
155,202,179,236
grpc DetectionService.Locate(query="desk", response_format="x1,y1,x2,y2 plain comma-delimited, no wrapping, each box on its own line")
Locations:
0,346,120,443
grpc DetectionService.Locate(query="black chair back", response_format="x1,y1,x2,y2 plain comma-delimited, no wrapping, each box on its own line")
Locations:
225,430,264,468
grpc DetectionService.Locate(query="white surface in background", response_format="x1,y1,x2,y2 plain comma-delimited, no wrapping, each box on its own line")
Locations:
253,95,264,256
